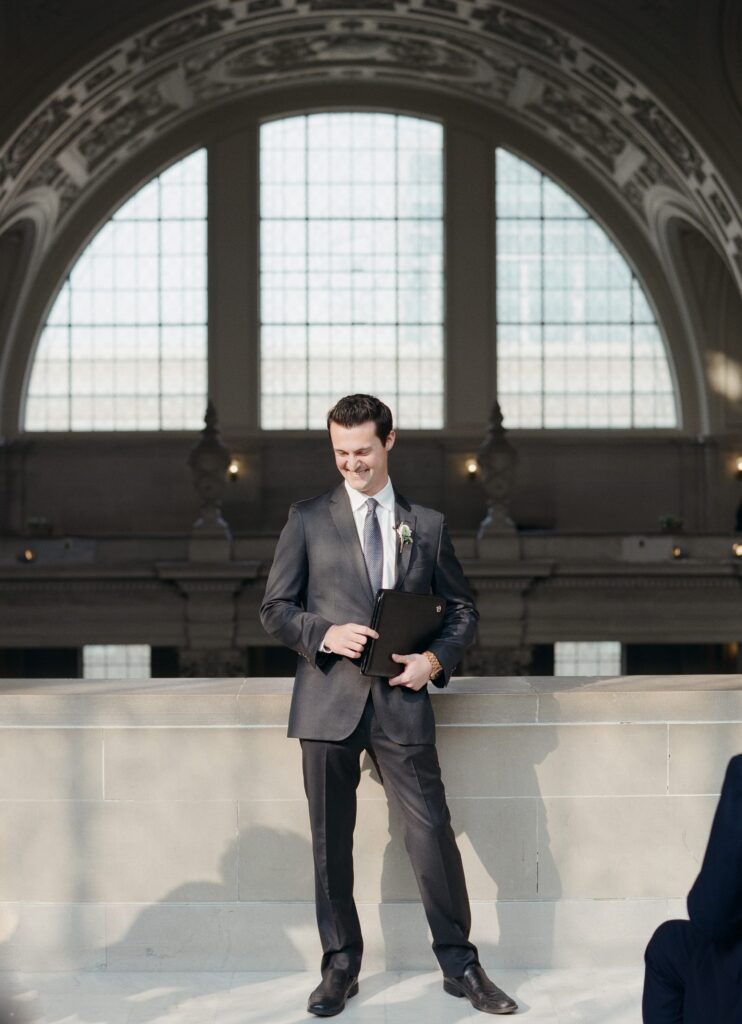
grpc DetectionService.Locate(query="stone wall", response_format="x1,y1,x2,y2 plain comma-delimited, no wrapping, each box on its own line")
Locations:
1,674,739,971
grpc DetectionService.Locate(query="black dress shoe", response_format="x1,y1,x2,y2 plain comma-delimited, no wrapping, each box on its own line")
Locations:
443,963,518,1014
307,969,359,1017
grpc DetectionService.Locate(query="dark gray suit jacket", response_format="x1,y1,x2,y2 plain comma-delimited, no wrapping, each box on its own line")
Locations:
260,483,479,744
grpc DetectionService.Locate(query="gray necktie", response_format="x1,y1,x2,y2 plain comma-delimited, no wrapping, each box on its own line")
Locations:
363,497,384,594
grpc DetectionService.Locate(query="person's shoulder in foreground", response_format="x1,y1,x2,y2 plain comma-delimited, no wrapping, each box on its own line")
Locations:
686,753,742,944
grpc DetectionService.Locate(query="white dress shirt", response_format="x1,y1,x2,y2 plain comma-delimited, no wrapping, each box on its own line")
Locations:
320,476,398,651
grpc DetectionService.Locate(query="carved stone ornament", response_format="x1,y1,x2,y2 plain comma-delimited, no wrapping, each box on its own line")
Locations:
476,400,518,540
0,0,740,289
188,400,232,540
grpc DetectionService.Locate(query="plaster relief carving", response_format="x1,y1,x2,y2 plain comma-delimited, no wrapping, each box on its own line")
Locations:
83,62,122,94
133,8,232,63
533,85,626,169
585,62,620,93
628,96,705,181
707,190,733,228
621,180,647,216
472,5,577,63
0,0,739,290
2,99,74,184
77,88,178,171
220,26,479,80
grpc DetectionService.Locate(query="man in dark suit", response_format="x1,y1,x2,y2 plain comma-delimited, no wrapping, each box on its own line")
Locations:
643,753,742,1022
260,394,517,1017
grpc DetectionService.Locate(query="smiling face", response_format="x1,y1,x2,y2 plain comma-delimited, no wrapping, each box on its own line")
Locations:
329,419,396,497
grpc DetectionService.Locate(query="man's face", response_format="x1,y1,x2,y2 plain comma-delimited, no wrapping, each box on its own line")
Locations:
329,419,396,497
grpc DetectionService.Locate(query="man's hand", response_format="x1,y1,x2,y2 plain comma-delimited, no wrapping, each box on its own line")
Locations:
388,653,431,691
323,623,379,659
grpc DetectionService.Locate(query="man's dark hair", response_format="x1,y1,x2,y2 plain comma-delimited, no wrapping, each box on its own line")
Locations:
326,394,394,444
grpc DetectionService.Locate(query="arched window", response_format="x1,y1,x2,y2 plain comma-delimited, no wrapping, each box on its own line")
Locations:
21,129,681,435
496,149,678,428
24,149,207,430
260,113,444,429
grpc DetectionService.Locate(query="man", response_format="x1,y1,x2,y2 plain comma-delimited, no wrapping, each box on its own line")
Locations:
643,753,742,1022
260,394,517,1017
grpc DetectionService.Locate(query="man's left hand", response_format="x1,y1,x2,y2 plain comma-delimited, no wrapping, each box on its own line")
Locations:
388,653,430,690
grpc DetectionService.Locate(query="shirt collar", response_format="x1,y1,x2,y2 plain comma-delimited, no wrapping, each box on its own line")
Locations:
344,476,396,516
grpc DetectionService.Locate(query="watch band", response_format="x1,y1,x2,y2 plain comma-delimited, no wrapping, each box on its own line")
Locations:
422,650,443,680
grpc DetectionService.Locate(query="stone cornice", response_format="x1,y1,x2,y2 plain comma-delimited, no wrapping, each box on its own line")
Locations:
1,557,741,588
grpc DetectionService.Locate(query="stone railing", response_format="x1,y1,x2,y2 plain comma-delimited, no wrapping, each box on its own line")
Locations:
1,675,740,971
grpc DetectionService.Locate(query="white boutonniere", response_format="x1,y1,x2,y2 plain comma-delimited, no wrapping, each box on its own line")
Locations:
395,522,413,554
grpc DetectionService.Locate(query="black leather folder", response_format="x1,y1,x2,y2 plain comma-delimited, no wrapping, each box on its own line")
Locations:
360,589,447,677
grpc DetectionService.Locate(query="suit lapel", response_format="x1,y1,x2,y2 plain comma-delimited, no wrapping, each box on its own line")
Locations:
329,484,374,601
393,491,417,589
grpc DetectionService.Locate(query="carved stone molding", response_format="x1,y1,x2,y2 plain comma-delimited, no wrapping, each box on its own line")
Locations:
545,574,742,590
0,577,166,594
0,0,739,285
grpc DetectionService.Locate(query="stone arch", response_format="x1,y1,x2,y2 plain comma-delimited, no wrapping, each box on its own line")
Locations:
0,193,58,419
2,82,703,435
0,6,735,436
661,214,742,434
0,2,739,273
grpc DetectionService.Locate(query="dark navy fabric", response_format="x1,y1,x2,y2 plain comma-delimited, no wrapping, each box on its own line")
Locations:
643,755,742,1022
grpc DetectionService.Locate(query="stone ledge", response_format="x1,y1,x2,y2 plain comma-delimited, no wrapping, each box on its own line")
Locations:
0,675,741,727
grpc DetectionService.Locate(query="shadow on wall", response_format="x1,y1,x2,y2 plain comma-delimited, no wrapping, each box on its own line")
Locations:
0,831,309,1024
0,972,39,1024
0,710,562,1021
376,714,561,973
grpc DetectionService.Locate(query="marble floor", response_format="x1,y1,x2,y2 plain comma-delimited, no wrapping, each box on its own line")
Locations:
0,968,644,1023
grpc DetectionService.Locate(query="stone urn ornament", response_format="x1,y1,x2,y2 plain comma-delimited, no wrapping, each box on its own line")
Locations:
187,401,232,559
477,400,519,548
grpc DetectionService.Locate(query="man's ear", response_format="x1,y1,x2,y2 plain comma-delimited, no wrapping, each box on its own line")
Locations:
385,429,396,451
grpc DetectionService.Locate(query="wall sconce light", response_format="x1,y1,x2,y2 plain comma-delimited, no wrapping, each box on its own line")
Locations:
18,548,35,563
733,542,742,558
227,459,240,482
736,456,742,479
465,458,479,479
671,545,685,559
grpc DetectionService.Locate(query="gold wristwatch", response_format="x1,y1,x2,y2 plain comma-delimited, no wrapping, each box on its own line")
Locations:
422,650,443,681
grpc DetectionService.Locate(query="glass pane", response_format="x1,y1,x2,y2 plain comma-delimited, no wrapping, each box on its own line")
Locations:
83,644,151,679
554,641,622,676
496,149,678,428
260,114,444,428
25,150,208,431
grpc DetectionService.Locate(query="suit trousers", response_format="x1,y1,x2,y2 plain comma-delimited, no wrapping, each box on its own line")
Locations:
643,919,742,1023
300,690,479,978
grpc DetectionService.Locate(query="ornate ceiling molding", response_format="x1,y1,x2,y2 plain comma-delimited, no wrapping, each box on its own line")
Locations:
0,0,740,283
